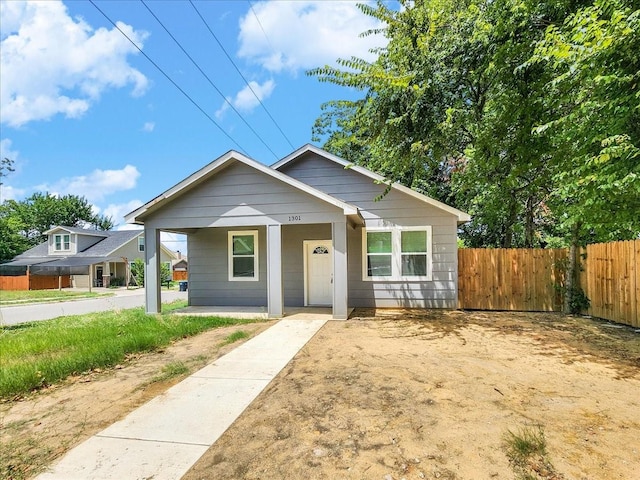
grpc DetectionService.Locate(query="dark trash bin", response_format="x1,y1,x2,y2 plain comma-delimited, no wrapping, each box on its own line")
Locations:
179,281,188,291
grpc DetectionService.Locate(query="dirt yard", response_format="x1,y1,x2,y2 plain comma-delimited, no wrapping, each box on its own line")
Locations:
2,310,639,480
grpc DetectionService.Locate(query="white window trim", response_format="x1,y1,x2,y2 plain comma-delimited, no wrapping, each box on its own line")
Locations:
228,230,259,282
138,236,145,252
54,233,71,252
362,226,433,281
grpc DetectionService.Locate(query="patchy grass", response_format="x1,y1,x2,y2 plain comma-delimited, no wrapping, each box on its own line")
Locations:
220,330,250,346
0,307,264,399
503,425,562,480
151,361,190,383
0,289,106,305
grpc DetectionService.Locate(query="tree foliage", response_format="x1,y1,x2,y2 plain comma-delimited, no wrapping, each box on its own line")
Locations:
531,0,640,243
310,0,639,250
0,193,113,262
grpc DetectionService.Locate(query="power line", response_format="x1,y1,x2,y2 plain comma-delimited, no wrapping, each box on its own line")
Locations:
248,1,277,59
139,0,279,160
191,0,294,150
88,0,248,155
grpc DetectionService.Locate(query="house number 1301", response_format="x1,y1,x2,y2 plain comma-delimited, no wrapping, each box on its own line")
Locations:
289,215,301,221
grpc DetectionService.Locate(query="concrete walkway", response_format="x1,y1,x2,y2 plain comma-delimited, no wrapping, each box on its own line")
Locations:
36,318,328,480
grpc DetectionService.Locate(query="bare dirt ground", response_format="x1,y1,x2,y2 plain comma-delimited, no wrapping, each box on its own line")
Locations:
2,310,639,480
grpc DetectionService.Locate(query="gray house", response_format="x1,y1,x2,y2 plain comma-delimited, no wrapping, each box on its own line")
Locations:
125,145,470,319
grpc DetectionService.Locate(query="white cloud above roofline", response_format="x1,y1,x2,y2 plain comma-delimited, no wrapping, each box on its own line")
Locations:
35,165,141,203
0,0,149,127
237,1,387,73
216,79,275,119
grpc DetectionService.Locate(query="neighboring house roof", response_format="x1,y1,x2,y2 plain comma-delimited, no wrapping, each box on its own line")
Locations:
172,259,188,270
272,144,471,223
125,150,362,224
9,228,176,265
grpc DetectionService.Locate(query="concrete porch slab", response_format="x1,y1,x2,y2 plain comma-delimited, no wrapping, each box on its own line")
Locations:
173,305,353,321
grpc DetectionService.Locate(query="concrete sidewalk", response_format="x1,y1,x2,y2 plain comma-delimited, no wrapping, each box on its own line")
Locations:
36,318,327,480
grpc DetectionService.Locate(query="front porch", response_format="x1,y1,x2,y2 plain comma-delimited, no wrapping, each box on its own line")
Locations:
144,221,355,320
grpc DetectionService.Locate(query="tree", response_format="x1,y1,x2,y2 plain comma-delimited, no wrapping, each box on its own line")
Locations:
530,0,640,310
310,0,589,248
0,193,114,262
0,157,15,187
130,258,145,286
129,259,171,287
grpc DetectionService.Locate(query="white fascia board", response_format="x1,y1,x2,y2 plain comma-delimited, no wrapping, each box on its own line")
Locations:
272,144,471,223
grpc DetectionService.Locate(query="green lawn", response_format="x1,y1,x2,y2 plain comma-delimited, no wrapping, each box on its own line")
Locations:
0,289,106,305
0,301,264,399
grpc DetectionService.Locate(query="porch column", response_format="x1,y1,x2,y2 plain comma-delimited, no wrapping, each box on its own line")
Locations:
332,221,349,320
103,261,111,288
145,226,161,314
267,224,283,318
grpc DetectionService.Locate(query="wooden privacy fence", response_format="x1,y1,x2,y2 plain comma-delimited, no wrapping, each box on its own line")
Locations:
458,240,639,327
582,240,639,327
458,248,567,312
0,273,71,291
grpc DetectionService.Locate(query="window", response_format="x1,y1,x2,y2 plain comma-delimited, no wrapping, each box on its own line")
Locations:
228,230,259,281
365,231,392,277
362,227,432,281
138,236,145,252
54,234,70,251
401,230,428,276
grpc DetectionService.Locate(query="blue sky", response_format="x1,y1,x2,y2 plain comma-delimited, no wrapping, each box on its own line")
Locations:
1,0,390,250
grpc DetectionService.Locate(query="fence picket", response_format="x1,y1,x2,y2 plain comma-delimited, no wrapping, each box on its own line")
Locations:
458,240,639,327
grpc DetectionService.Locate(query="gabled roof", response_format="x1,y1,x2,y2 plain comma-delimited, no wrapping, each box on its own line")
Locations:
272,144,471,223
44,226,109,237
125,150,361,224
14,229,143,259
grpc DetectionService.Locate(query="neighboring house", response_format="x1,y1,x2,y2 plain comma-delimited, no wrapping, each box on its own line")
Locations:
125,145,470,319
172,256,188,281
2,226,177,288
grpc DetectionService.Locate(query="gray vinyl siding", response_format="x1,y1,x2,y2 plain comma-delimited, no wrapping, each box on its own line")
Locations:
281,223,332,306
279,152,459,308
188,227,268,307
143,161,345,230
109,236,173,264
187,224,332,308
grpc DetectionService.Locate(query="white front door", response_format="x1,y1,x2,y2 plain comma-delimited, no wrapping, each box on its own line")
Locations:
305,241,333,306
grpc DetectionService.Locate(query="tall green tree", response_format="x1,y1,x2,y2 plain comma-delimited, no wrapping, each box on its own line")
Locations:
311,0,589,248
530,0,640,310
0,193,113,262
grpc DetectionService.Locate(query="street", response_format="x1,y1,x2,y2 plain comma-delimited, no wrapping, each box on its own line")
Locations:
0,289,188,326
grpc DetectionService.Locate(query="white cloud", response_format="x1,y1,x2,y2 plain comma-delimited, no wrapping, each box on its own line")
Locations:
0,138,23,200
238,1,386,73
142,121,155,132
216,79,275,118
235,79,275,111
0,0,149,127
0,185,26,201
0,138,19,161
37,165,141,203
105,199,144,226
